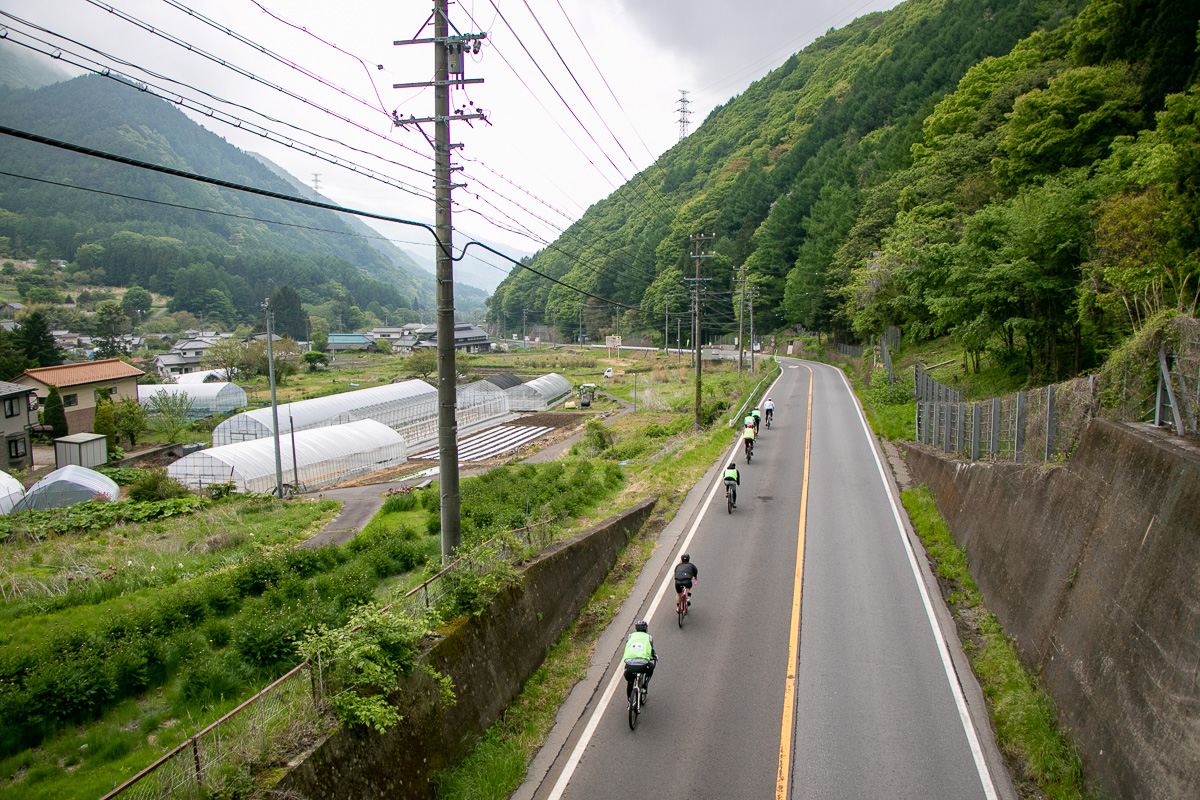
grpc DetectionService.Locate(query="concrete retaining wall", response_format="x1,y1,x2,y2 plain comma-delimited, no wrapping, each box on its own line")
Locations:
906,420,1200,800
275,496,658,800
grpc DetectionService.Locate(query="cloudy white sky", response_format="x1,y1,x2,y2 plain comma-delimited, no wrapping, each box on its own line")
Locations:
1,0,900,286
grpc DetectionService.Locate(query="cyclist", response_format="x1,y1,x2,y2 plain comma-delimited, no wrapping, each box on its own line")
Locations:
742,422,756,459
622,621,657,700
723,461,740,507
751,407,762,433
744,411,756,430
763,397,775,426
674,553,699,611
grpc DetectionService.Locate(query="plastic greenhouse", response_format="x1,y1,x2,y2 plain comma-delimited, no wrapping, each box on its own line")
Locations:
0,472,25,514
175,369,231,384
168,419,408,494
11,465,119,512
210,379,509,447
212,380,437,446
505,373,573,411
139,383,248,417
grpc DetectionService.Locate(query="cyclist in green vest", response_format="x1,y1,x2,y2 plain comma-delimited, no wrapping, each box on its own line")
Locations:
622,620,657,700
742,423,756,459
723,462,740,507
744,412,756,430
751,407,762,433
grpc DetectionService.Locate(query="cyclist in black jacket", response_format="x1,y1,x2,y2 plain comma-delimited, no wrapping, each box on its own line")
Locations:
674,553,698,611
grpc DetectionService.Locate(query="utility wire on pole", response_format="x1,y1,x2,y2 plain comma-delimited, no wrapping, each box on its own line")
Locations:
747,285,757,375
394,1,487,562
685,232,714,429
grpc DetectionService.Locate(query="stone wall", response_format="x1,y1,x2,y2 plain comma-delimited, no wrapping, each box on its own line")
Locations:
274,497,658,800
905,420,1200,800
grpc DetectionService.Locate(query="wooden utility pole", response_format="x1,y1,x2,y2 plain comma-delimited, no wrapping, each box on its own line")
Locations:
394,2,486,561
685,233,714,429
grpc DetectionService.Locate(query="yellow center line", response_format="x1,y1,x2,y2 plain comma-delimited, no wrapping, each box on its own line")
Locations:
776,364,814,800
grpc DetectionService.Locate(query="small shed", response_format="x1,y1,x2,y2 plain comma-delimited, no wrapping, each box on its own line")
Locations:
54,432,109,469
11,465,119,512
0,472,25,514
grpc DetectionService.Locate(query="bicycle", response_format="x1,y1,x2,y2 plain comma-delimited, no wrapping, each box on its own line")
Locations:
628,670,648,729
725,480,736,514
765,410,772,429
744,437,753,463
677,584,692,627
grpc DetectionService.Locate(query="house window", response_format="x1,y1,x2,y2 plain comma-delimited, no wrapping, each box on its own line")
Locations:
3,397,19,418
8,438,26,459
62,393,78,407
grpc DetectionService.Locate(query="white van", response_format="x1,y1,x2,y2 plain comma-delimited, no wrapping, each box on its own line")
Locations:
603,367,613,378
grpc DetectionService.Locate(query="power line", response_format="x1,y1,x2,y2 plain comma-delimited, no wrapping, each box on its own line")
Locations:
0,124,648,313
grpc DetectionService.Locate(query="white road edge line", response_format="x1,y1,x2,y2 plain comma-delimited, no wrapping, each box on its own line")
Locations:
837,369,999,800
545,370,786,800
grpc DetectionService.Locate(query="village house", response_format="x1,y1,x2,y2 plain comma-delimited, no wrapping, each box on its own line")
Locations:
13,359,145,434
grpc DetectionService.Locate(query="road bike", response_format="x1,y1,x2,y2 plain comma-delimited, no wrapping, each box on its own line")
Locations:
677,584,692,627
725,480,736,514
744,438,753,463
766,410,772,429
628,670,648,729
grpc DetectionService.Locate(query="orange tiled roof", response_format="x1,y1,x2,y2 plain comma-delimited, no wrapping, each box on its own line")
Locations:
18,359,145,388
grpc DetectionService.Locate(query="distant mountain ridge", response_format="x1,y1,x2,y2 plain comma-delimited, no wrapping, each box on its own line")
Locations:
0,40,75,90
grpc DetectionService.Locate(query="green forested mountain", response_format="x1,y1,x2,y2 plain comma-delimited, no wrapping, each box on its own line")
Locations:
488,0,1200,383
0,71,485,326
0,40,74,90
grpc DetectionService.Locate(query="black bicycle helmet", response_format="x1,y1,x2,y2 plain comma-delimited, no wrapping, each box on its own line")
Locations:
635,620,649,632
680,553,690,563
728,462,736,469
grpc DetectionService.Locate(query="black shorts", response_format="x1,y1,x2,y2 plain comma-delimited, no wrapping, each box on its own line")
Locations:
675,580,693,593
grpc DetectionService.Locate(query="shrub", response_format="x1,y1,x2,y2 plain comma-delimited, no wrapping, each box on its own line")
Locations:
127,469,193,502
381,490,419,514
179,651,252,704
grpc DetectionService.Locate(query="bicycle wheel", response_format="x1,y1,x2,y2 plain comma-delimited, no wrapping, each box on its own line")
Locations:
628,679,640,729
678,597,685,627
727,489,733,514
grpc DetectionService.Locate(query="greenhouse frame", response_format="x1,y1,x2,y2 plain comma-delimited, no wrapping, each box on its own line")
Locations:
210,378,509,447
168,419,408,494
139,383,248,417
0,472,24,515
506,373,573,412
11,465,119,512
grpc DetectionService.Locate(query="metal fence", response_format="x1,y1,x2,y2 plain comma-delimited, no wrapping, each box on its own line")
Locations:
915,318,1200,463
837,342,864,358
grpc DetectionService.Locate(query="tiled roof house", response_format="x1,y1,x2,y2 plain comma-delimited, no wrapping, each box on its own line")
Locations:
14,359,145,434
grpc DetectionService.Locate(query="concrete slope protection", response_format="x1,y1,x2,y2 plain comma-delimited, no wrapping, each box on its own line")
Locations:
526,358,1011,800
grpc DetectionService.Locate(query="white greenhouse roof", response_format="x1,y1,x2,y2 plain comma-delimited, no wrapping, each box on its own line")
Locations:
211,380,436,446
11,465,119,512
139,383,247,415
506,373,573,411
0,471,25,515
175,369,231,384
169,419,408,494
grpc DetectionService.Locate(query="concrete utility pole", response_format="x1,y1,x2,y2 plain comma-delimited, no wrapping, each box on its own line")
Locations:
394,2,487,561
736,266,747,373
748,286,756,374
664,293,673,355
262,299,283,500
685,233,714,429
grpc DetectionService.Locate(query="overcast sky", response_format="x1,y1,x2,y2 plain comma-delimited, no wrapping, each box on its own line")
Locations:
1,0,901,283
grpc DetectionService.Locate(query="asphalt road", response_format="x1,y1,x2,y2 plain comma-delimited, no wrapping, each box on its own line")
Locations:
518,358,1013,800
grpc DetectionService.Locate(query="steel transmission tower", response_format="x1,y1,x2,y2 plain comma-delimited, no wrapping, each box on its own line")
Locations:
677,89,692,141
394,2,488,561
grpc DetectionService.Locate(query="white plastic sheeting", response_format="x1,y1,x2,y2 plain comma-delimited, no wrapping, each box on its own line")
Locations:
175,369,231,384
505,373,573,411
168,419,408,494
0,471,25,514
139,383,247,417
11,465,119,512
210,378,509,447
212,380,436,446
